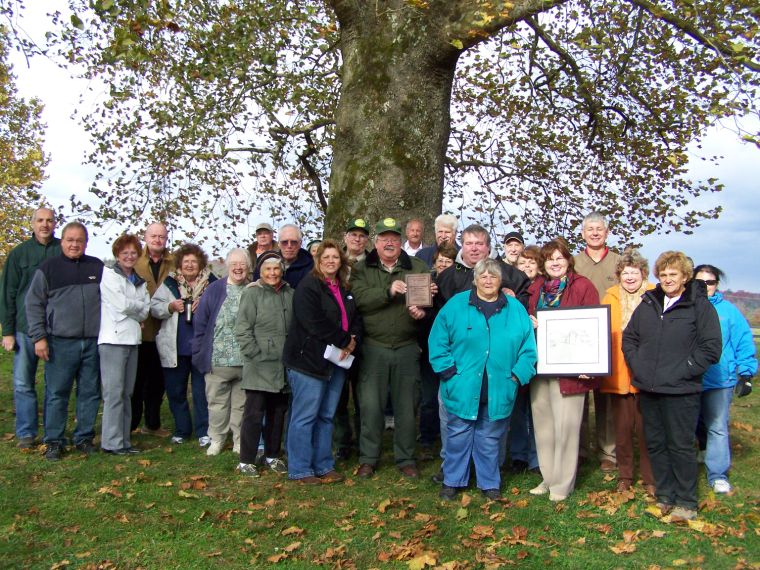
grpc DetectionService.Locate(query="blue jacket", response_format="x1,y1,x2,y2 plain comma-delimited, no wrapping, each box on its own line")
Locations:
702,292,758,390
191,278,229,374
428,288,537,421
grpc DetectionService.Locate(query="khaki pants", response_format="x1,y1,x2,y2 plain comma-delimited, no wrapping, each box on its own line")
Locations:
530,377,585,498
205,366,245,447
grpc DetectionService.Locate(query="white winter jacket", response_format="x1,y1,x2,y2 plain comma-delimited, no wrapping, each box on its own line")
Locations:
98,265,150,346
151,282,181,368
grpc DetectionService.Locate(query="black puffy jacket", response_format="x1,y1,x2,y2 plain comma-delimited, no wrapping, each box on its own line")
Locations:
622,279,721,395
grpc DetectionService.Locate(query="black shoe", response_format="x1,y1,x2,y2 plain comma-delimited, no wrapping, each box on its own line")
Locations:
122,447,140,454
482,488,502,501
45,443,63,461
439,485,458,501
431,468,444,485
75,440,96,455
510,460,529,473
17,436,36,449
336,447,353,460
102,448,129,456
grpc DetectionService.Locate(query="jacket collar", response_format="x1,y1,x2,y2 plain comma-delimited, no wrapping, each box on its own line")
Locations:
365,248,415,270
113,262,146,286
468,286,507,312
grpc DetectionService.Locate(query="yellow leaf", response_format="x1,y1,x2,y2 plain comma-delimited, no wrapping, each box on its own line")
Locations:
281,526,304,536
378,499,392,513
455,507,468,520
450,39,464,50
408,552,437,569
178,490,199,499
672,560,687,566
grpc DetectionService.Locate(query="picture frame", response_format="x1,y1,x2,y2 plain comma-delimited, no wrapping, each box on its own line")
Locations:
536,305,611,377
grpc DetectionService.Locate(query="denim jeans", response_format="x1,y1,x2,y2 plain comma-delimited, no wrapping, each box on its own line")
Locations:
506,387,538,468
443,404,507,491
44,337,101,446
287,366,345,479
13,333,43,438
163,356,209,439
700,387,733,485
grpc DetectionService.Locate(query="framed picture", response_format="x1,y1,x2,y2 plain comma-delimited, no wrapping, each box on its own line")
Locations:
536,305,611,377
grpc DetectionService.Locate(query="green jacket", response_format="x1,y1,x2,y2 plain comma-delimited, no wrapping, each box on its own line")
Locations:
350,249,429,348
0,235,61,336
235,280,294,393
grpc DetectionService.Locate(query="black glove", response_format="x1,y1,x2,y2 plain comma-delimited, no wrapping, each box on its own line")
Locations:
735,376,752,398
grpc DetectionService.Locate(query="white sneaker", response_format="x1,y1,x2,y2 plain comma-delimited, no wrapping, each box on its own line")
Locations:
206,441,223,456
170,436,185,444
266,458,287,474
198,436,211,447
530,482,549,495
237,463,260,477
712,479,732,494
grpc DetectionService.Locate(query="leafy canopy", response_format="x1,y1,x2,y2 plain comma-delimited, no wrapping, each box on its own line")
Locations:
35,0,760,246
0,23,48,267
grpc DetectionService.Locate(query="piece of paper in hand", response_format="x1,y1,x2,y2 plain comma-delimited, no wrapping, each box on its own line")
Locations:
323,344,355,369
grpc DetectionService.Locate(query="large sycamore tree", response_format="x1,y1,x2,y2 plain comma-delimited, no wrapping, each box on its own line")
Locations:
37,0,760,244
0,23,47,268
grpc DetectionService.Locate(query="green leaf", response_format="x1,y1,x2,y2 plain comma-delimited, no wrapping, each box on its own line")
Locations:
70,14,84,30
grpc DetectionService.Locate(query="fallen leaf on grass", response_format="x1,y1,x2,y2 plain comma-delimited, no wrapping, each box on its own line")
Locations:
514,499,529,508
687,519,725,537
74,552,91,559
2,432,15,441
204,551,222,558
50,561,70,569
576,537,586,545
413,513,434,523
97,486,122,498
284,541,301,552
622,530,640,543
267,553,288,563
407,552,437,569
650,530,666,538
114,514,129,523
281,526,304,537
460,493,472,507
731,421,753,432
137,459,151,467
156,481,173,487
609,542,636,554
455,507,468,520
144,502,156,509
469,525,495,540
178,490,199,499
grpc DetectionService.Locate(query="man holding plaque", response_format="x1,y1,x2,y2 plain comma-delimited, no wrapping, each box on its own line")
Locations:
350,218,431,479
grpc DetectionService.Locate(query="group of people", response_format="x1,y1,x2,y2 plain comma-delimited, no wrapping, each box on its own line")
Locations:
1,208,756,522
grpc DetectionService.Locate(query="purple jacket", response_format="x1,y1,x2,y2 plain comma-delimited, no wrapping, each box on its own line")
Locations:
191,278,229,374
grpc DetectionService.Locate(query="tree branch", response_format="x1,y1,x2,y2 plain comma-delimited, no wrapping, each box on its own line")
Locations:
626,0,760,73
299,131,327,211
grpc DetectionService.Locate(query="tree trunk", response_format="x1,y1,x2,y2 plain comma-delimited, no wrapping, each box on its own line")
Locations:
324,3,460,241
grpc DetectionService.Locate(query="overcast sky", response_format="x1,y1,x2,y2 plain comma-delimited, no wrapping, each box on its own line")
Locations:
8,8,760,292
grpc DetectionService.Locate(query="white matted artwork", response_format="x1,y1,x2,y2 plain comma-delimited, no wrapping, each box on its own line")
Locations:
536,305,611,376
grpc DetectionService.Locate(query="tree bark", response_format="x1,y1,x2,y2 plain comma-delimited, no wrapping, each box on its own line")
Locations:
324,2,461,240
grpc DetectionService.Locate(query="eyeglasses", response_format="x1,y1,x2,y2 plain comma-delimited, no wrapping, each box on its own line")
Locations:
280,240,300,246
698,279,718,286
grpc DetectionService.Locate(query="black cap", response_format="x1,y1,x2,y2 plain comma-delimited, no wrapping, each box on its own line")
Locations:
503,231,524,245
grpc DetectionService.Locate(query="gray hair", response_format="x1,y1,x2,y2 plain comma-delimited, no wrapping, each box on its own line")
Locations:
582,211,608,229
434,214,458,232
279,223,303,241
472,258,502,285
226,248,252,270
31,207,55,224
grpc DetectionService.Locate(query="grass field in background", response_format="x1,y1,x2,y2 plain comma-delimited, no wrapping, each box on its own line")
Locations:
0,349,758,569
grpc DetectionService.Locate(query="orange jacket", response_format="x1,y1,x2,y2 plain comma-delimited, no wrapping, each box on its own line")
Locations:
600,282,654,395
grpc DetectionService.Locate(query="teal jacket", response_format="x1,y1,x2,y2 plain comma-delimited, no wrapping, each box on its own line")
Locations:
429,288,537,421
0,235,61,336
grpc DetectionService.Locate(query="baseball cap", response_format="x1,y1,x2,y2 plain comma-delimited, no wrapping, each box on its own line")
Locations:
504,231,524,245
375,217,402,235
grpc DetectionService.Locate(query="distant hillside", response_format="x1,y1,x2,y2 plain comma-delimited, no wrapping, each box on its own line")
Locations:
723,290,760,327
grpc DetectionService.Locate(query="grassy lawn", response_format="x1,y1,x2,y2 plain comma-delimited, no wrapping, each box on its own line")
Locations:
0,350,758,569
